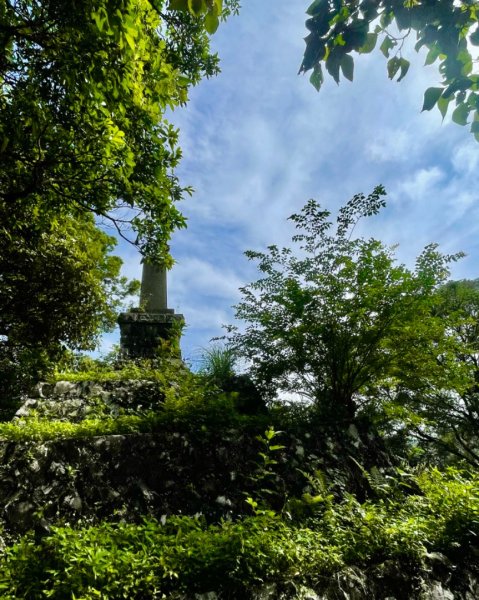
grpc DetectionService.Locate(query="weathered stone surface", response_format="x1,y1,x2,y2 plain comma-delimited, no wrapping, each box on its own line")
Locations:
118,310,184,358
17,380,165,422
420,582,455,600
0,430,264,533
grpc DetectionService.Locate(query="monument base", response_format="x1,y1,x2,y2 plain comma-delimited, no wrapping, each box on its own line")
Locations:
118,309,184,359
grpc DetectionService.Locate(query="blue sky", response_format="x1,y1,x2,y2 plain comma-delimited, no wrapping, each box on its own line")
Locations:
103,0,479,366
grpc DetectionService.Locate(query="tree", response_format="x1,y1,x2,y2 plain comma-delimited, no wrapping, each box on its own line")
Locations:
299,0,479,140
0,205,138,403
0,0,238,395
226,186,463,424
0,0,237,263
390,279,479,466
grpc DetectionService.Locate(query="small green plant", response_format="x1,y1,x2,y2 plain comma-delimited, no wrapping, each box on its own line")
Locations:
199,344,236,384
245,427,286,516
0,515,340,599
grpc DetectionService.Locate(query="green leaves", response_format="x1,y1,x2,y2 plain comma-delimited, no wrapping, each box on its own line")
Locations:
387,57,410,82
341,54,354,81
452,102,470,126
169,0,223,31
300,0,479,140
309,64,324,91
205,9,220,34
359,32,377,54
306,0,329,17
437,94,452,119
326,48,343,83
422,87,443,112
189,0,204,16
0,0,229,273
169,0,189,10
379,36,396,58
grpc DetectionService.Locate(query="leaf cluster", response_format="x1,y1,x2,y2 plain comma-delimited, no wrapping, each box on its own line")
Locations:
0,0,232,262
300,0,479,140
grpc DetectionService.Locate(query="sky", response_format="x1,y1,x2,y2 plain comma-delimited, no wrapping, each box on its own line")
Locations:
102,0,479,368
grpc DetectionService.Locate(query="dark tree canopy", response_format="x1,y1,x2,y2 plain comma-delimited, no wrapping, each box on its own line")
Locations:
300,0,479,140
0,205,138,401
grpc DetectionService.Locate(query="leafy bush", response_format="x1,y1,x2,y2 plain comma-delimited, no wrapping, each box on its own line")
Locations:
0,358,257,441
293,466,479,566
0,468,478,598
0,516,340,599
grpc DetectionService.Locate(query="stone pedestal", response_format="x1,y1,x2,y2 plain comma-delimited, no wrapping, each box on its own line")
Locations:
118,261,184,358
118,309,184,359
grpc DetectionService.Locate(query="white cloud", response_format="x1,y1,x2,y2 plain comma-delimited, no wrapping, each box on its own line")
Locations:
105,0,479,360
367,129,416,163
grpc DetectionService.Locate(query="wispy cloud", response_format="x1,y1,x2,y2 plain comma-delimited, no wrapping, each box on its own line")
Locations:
109,0,479,361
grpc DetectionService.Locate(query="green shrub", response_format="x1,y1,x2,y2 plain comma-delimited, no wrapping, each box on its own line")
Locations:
1,469,478,598
0,516,340,599
0,413,164,442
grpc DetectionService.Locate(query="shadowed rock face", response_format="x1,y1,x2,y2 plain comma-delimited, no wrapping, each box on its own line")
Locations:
0,431,259,534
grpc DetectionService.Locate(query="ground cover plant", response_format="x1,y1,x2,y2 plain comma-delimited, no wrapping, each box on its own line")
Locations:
0,468,477,599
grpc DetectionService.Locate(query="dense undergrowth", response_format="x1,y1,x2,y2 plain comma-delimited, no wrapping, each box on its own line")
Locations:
0,468,478,599
0,356,478,598
0,356,267,441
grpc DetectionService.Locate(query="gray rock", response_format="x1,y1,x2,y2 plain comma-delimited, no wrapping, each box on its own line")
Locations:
63,494,82,512
28,459,41,473
14,399,38,418
420,582,454,600
53,381,77,396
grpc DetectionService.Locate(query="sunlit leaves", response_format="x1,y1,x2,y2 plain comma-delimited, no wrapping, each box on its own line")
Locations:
169,0,224,32
227,187,460,419
0,0,228,264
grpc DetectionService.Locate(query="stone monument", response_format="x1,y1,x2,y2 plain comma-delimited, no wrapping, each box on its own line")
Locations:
118,262,184,358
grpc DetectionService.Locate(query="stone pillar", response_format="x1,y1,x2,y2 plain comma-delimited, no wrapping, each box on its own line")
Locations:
118,262,184,359
140,263,168,312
